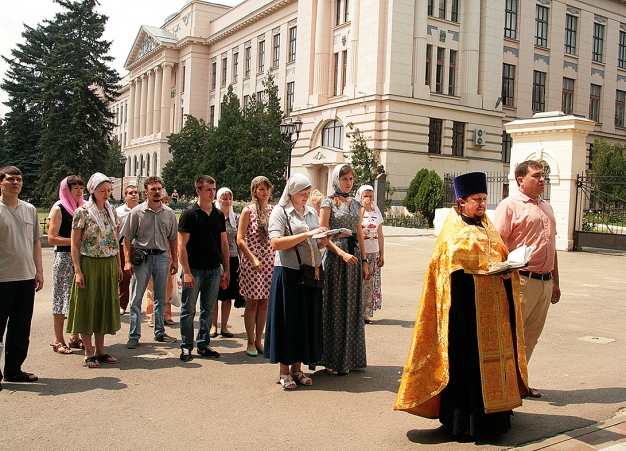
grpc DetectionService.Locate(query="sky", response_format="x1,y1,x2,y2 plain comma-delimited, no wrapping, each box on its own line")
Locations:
0,0,240,118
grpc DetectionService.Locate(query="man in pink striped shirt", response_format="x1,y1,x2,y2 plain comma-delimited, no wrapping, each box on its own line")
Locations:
494,160,561,399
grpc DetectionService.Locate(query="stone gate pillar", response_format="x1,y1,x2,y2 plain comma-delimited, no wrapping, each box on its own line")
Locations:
504,112,596,251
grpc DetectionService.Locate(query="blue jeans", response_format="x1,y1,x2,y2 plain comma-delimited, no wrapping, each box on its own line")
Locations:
180,267,221,350
129,252,169,340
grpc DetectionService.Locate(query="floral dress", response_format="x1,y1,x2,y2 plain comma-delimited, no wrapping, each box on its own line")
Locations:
361,209,383,317
319,197,367,373
239,205,275,299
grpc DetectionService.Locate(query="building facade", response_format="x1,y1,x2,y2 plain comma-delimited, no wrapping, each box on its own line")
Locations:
110,0,626,204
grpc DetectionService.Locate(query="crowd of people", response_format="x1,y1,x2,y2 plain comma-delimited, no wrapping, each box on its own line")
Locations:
0,161,560,442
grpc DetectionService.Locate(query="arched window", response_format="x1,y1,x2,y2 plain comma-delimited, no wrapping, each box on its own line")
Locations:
133,156,138,176
127,157,131,176
322,120,344,149
153,152,158,176
140,154,144,176
146,153,151,176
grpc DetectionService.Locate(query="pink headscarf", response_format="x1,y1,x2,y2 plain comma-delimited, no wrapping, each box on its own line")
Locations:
59,176,84,216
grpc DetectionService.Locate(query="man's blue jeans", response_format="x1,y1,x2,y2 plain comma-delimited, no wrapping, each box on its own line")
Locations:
129,252,169,340
180,267,221,350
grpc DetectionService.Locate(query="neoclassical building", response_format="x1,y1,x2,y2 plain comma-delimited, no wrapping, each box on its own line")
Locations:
110,0,626,203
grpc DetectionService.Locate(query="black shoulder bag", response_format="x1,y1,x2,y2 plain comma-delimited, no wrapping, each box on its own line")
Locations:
281,206,325,290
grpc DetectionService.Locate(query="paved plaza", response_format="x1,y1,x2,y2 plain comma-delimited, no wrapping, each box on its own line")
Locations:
1,229,626,450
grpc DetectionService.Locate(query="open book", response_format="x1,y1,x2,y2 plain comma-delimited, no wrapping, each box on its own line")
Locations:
311,228,353,239
487,245,536,275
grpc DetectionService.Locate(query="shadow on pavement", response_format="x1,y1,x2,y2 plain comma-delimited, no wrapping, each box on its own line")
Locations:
2,376,127,396
540,387,626,407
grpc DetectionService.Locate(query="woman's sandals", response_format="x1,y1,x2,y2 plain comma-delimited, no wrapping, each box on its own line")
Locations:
291,371,313,386
51,342,73,355
278,374,297,390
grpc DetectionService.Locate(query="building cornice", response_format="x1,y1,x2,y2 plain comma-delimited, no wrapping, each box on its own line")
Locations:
205,0,297,46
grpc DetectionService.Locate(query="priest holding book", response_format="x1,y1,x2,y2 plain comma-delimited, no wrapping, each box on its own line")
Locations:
395,172,528,441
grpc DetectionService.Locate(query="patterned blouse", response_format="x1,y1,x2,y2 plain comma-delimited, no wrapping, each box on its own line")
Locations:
225,213,240,257
72,206,119,258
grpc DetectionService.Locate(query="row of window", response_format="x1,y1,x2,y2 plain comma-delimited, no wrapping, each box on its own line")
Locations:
125,152,158,177
427,119,465,156
210,25,297,90
505,0,626,67
426,45,457,96
427,0,460,23
111,102,129,127
502,63,625,126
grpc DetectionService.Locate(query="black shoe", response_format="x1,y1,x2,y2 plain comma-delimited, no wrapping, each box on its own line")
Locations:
197,347,220,358
220,331,234,338
180,348,194,362
209,331,218,338
154,333,177,343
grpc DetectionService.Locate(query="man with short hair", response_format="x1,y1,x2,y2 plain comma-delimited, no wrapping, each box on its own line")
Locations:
494,160,561,399
178,175,230,361
122,176,178,348
116,185,140,315
0,166,44,390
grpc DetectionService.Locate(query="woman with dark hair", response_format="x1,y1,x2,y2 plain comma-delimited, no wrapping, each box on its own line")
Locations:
265,173,330,389
237,176,275,356
318,164,369,374
48,175,84,354
66,173,122,368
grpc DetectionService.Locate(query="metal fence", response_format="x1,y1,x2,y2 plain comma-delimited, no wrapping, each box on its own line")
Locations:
444,172,510,209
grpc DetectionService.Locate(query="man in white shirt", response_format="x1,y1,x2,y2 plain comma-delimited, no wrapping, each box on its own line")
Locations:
116,185,140,315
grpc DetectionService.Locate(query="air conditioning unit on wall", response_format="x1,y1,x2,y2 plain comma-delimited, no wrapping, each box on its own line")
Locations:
474,128,486,147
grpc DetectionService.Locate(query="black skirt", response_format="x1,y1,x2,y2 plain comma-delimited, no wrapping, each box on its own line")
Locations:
217,256,244,306
264,266,323,365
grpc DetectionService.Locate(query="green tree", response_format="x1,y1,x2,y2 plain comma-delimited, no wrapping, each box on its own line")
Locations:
35,0,120,203
162,115,211,196
403,168,429,213
587,138,626,206
0,22,52,196
414,170,444,226
346,123,379,190
103,136,124,178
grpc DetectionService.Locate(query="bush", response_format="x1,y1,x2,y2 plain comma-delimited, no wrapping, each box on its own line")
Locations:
414,170,444,225
403,168,429,213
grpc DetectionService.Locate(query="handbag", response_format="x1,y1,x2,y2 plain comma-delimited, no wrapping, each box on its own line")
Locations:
281,206,325,290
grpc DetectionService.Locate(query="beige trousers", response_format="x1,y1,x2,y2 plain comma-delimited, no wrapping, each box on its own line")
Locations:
519,275,553,362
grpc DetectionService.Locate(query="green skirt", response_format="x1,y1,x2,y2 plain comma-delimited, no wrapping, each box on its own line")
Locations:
66,255,121,336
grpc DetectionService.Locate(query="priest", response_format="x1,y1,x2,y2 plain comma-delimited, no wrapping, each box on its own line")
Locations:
394,172,528,440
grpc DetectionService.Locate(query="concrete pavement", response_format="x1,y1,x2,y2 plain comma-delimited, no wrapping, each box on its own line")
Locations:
1,233,626,450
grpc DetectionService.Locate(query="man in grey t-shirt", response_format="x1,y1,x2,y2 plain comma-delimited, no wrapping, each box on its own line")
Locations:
0,166,44,390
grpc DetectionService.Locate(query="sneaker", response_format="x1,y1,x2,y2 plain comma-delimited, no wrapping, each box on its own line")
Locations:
126,338,139,349
180,348,193,362
197,347,220,358
154,333,177,343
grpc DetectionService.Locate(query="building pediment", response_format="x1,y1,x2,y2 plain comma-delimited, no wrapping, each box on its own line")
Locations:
124,26,178,70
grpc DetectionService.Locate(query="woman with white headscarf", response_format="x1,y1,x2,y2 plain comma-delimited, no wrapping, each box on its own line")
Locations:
318,164,369,375
66,173,122,368
355,185,385,323
210,187,243,338
264,173,330,389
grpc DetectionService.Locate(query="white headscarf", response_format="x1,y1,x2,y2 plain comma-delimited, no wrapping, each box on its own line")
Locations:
355,184,381,215
331,163,351,197
85,172,116,237
216,187,237,227
278,173,312,207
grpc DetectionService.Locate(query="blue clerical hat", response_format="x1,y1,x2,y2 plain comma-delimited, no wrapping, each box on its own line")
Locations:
453,172,488,199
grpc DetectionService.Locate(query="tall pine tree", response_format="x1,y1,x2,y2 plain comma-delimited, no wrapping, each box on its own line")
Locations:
0,22,53,196
36,0,119,202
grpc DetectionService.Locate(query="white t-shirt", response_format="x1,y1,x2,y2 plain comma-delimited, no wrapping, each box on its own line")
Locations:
0,199,43,282
361,209,383,254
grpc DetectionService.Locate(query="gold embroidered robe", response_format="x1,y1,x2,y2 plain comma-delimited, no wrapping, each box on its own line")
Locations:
394,208,528,418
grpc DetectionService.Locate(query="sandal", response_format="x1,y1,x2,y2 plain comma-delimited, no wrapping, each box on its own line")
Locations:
4,371,38,382
326,368,339,375
68,338,84,349
83,357,99,368
95,354,118,364
291,371,313,386
278,374,297,390
528,387,542,398
51,341,73,355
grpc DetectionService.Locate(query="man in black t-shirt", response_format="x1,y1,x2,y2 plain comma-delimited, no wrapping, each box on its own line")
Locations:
178,175,230,362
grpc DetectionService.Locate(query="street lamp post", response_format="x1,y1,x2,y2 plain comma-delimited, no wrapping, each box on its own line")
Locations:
279,117,303,179
118,156,127,201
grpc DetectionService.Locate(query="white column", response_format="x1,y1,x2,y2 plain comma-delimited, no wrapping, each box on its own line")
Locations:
146,70,155,137
133,78,141,139
139,73,148,138
127,79,136,144
160,63,172,136
412,0,431,98
346,0,360,97
153,66,162,136
311,0,331,105
460,0,481,107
